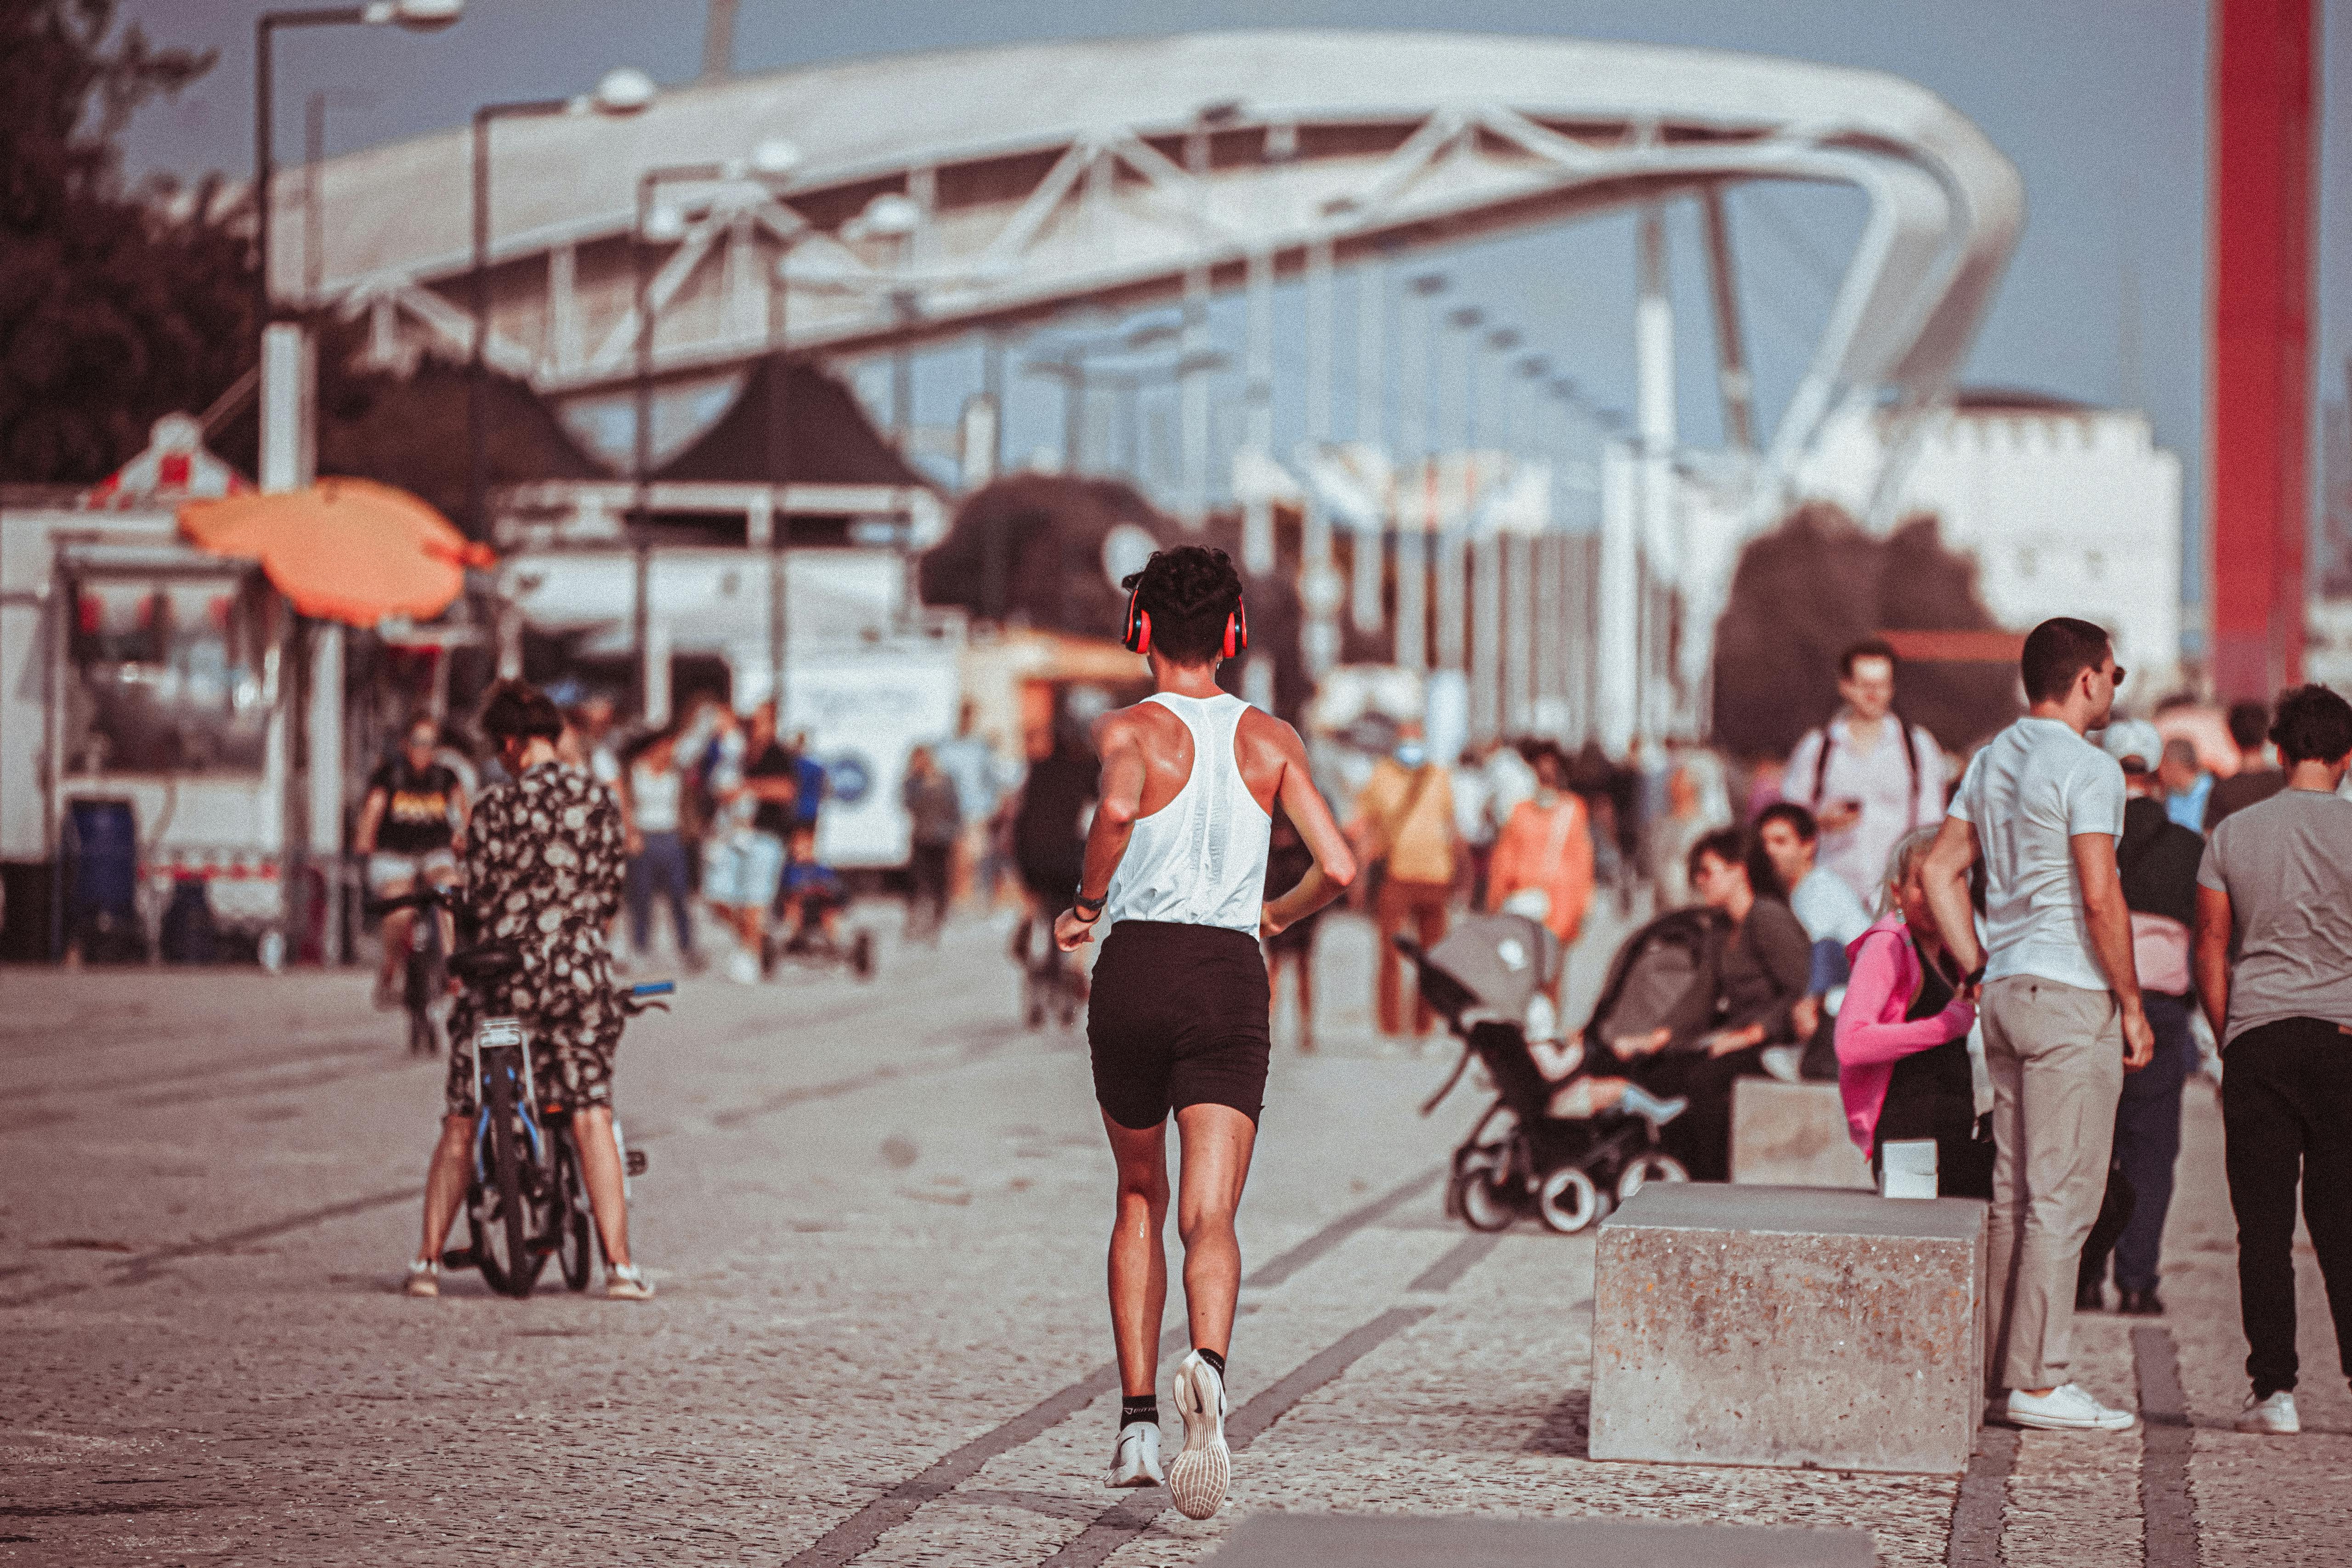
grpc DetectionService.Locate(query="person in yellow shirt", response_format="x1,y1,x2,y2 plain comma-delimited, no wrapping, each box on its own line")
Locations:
1347,721,1458,1038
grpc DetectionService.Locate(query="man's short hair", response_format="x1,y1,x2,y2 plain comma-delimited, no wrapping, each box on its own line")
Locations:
1122,545,1243,665
478,679,564,742
1755,800,1819,843
2226,699,2270,752
2268,684,2352,766
1838,638,1898,679
2161,737,2200,770
2020,617,2113,704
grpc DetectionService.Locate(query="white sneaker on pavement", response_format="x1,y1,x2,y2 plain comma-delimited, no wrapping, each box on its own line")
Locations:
1105,1421,1163,1489
2235,1390,2299,1434
725,950,761,986
2006,1383,2135,1432
605,1262,655,1301
1166,1350,1230,1520
403,1260,439,1298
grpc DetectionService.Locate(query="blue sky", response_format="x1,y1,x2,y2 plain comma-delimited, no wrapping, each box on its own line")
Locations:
117,1,2351,623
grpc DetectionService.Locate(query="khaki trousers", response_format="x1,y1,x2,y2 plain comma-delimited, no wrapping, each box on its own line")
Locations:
1980,976,2125,1393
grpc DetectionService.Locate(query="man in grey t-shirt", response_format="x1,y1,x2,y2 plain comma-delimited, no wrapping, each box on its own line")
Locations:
1922,617,2152,1434
2192,683,2352,1437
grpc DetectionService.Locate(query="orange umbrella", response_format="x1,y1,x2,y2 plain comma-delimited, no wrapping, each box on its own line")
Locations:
178,478,495,626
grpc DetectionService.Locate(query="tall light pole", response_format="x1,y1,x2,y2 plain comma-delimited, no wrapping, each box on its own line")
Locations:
627,139,801,721
468,67,655,544
1396,272,1447,675
255,0,461,340
844,192,923,448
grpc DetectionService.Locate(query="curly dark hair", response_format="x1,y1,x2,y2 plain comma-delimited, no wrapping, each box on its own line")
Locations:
2268,684,2352,766
1122,544,1242,665
477,679,565,743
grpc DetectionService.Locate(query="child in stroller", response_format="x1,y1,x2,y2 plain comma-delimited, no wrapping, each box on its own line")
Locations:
1405,913,1690,1234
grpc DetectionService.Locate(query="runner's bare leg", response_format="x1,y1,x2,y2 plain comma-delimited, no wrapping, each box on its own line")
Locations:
1103,1114,1171,1395
1173,1103,1256,1359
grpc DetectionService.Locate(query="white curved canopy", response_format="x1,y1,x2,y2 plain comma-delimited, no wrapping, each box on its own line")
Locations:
289,27,2020,507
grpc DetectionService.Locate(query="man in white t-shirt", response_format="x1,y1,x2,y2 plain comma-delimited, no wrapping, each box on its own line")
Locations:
1785,639,1946,906
1921,617,2154,1434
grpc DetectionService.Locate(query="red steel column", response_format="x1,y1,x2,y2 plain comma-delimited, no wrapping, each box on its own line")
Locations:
2206,0,2315,699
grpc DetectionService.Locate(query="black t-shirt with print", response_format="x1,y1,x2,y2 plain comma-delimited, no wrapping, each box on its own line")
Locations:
369,759,460,855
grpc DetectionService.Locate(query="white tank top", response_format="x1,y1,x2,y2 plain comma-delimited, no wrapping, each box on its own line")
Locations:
1103,692,1271,934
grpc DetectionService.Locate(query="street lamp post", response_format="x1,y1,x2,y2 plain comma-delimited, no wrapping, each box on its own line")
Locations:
255,1,461,339
625,143,802,720
466,67,656,546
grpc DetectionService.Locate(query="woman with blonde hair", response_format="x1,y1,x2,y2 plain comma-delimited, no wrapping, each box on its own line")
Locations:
1833,826,1992,1197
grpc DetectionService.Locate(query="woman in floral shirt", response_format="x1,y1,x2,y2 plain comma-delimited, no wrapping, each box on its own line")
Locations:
407,682,652,1301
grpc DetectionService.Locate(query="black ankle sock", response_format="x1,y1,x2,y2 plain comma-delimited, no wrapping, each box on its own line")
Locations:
1119,1394,1158,1429
1197,1347,1226,1381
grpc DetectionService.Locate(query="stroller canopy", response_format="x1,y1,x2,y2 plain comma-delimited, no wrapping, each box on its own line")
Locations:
1421,914,1562,1021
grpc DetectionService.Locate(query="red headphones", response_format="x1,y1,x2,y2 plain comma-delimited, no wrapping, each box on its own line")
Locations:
1122,586,1246,659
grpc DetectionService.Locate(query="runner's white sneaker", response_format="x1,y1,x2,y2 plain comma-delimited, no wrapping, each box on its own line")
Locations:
605,1262,655,1301
1105,1420,1163,1488
1166,1350,1230,1519
2235,1390,2299,1434
2006,1383,2135,1432
402,1259,439,1298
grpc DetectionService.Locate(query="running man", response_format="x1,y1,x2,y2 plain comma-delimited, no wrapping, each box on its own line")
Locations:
1054,546,1356,1518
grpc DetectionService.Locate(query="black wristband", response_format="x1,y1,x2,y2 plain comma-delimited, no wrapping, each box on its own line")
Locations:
1964,963,1987,988
1073,888,1106,916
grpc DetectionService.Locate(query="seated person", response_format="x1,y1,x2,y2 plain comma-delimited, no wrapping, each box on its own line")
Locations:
777,823,846,949
1611,829,1811,1179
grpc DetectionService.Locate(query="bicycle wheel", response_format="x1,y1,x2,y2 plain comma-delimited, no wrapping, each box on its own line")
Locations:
552,1126,595,1292
481,1065,538,1299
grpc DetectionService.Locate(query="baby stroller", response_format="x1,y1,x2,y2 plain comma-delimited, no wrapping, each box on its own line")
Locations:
1405,914,1689,1235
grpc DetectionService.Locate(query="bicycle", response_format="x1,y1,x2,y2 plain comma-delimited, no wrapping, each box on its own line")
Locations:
367,878,452,1057
383,887,670,1300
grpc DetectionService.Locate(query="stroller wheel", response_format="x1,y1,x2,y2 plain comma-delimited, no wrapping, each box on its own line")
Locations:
1615,1153,1690,1206
1536,1166,1605,1235
1454,1166,1518,1232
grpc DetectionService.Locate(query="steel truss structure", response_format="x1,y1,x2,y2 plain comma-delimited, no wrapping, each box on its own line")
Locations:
281,29,2021,740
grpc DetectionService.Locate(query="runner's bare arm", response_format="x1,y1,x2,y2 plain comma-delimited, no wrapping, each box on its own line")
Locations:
1261,718,1356,937
1055,711,1148,950
2193,883,2232,1044
1918,815,1982,978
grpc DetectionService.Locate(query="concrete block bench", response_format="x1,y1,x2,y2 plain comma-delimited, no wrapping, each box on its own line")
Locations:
1589,1183,1989,1475
1201,1514,1877,1566
1731,1078,1873,1190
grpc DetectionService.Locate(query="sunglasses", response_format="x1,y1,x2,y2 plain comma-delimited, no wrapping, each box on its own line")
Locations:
2103,663,2127,688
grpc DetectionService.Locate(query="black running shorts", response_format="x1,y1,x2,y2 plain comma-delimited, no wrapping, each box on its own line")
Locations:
1087,920,1271,1129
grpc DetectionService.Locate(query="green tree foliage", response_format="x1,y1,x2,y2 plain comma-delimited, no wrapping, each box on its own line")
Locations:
0,0,251,484
1711,502,2020,758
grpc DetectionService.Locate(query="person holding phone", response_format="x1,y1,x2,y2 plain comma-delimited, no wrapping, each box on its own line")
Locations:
1784,639,1946,907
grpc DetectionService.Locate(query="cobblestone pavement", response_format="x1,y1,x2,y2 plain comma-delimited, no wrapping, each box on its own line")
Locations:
4,904,2347,1566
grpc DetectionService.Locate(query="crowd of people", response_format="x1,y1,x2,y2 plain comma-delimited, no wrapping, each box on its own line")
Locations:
359,609,2351,1441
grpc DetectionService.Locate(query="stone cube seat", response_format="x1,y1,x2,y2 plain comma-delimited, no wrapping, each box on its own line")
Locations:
1590,1183,1988,1475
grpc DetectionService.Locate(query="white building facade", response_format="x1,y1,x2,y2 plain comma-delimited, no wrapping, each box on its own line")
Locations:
1795,391,2186,697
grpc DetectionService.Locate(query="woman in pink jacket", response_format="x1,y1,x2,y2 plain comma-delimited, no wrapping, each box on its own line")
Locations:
1835,827,1992,1197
